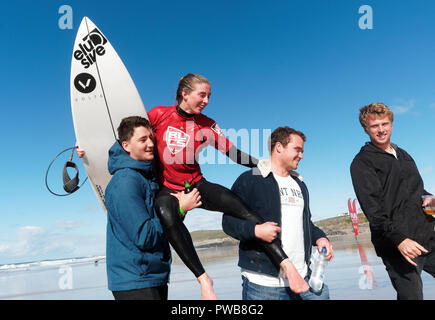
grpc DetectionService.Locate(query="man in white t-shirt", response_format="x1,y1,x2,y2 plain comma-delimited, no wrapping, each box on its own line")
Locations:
222,126,334,300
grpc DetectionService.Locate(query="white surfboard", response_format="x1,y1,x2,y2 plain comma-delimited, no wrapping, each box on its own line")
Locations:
70,17,148,212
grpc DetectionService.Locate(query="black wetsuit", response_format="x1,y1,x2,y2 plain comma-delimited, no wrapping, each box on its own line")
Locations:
151,106,288,278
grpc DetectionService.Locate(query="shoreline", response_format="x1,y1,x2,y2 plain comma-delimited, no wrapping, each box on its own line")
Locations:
0,217,372,270
168,223,374,264
190,221,373,250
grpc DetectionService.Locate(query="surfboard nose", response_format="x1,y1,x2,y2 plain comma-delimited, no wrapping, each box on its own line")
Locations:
79,16,88,25
79,16,96,28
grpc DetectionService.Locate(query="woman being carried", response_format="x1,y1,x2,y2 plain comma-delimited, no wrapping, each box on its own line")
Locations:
149,74,298,299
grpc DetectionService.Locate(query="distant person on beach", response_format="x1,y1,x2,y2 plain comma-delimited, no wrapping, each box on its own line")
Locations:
78,116,201,300
350,103,435,300
222,126,334,300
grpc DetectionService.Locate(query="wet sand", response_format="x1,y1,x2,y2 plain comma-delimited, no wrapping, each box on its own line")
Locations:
0,238,434,300
170,236,435,300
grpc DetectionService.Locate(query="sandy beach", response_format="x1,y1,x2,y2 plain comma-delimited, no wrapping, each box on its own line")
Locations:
1,214,433,300
0,227,434,300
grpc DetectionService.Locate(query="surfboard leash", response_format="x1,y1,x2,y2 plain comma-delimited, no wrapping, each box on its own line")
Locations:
45,146,88,196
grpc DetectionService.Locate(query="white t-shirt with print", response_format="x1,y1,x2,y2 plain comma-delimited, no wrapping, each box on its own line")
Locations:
241,173,308,287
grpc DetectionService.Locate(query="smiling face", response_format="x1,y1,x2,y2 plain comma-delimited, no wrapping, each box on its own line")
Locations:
364,114,393,150
274,134,305,172
122,126,155,161
281,134,304,171
179,82,211,115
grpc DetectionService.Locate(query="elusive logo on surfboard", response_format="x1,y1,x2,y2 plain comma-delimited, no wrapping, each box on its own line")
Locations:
74,73,97,93
73,28,108,69
165,126,190,154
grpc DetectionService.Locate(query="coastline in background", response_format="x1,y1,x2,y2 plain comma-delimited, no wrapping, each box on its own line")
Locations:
1,214,434,300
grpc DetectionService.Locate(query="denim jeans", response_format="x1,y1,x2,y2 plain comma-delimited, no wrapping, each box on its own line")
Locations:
242,276,330,300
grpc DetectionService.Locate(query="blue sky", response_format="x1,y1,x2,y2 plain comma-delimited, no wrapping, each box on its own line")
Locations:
0,0,434,264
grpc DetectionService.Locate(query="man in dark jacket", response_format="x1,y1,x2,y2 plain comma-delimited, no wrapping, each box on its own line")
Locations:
99,116,201,300
350,103,435,300
222,126,333,300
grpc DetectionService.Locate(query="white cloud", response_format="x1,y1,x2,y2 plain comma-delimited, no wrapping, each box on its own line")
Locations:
391,99,415,115
54,220,85,231
18,226,45,238
0,225,105,264
84,204,103,214
420,166,433,174
0,226,73,259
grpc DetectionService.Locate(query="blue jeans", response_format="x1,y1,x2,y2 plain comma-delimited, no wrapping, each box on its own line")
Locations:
242,276,330,300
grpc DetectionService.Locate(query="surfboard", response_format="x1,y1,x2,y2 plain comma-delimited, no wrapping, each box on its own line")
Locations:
70,17,147,212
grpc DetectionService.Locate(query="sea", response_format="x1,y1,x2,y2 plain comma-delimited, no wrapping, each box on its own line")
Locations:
0,240,434,300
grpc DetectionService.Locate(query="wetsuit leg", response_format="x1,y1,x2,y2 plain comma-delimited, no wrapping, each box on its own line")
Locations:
154,187,205,278
196,179,288,268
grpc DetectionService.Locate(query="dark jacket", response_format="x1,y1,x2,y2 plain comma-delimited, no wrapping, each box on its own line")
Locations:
350,142,435,258
105,142,171,291
222,160,327,277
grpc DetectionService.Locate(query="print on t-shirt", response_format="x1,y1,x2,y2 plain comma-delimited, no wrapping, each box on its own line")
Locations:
279,185,303,206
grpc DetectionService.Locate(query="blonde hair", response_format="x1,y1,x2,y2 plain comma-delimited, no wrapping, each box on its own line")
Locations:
359,103,394,129
176,73,211,105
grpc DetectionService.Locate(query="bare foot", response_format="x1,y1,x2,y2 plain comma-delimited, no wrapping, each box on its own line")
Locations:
197,273,218,300
280,258,309,294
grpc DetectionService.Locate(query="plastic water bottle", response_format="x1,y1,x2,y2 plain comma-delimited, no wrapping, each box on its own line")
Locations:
309,247,328,292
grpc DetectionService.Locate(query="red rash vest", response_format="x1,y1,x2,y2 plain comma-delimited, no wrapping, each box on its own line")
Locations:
148,106,233,191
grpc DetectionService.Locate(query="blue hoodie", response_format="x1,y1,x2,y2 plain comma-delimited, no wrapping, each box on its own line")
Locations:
105,141,171,291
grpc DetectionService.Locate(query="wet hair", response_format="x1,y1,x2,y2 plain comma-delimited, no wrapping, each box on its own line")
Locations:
268,126,306,154
175,73,211,105
117,116,152,143
359,103,394,129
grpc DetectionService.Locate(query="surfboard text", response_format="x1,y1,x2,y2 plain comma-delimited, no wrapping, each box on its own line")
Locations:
74,28,107,69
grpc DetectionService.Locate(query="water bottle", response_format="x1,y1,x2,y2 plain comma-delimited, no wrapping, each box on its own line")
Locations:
184,181,192,193
178,181,193,219
309,247,328,292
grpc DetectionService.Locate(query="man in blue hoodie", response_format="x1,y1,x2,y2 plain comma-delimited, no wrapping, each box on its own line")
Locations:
103,116,201,300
